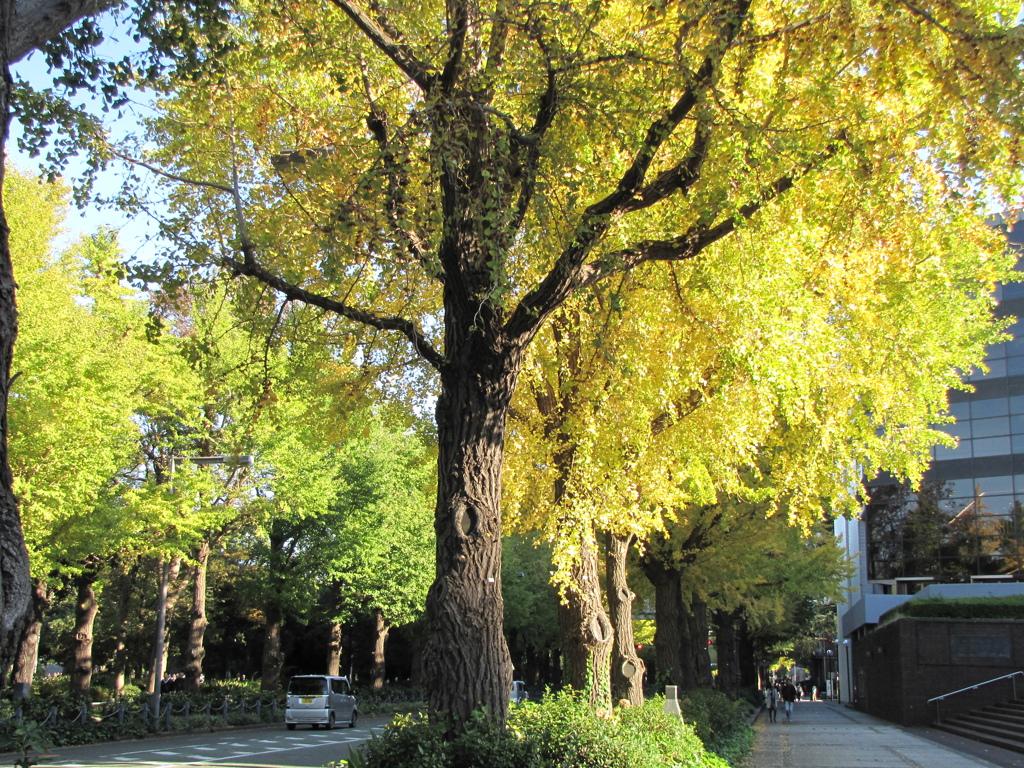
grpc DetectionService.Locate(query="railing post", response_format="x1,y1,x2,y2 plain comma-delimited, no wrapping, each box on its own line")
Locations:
118,704,124,725
205,700,211,727
165,703,172,731
222,699,228,726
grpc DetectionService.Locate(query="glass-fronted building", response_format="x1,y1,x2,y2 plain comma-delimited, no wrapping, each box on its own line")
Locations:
836,218,1024,702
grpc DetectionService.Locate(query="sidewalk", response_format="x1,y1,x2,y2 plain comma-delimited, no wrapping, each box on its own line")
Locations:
743,699,1018,768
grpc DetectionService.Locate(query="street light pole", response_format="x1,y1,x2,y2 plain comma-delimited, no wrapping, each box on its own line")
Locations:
150,453,254,724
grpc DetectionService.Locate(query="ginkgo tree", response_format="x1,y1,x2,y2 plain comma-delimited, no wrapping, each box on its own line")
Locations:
3,165,195,694
32,0,1024,724
503,186,1013,705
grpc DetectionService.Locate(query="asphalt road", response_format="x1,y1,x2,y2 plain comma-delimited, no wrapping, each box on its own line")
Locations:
10,718,393,768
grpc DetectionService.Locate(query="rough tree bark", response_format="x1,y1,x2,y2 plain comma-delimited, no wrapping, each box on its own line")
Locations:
12,578,47,695
10,0,121,63
605,531,645,706
681,595,713,689
371,608,389,689
0,0,32,688
713,608,741,698
639,544,686,690
261,601,284,692
70,568,99,695
182,540,211,692
420,340,521,723
147,556,182,694
556,532,613,709
109,560,139,694
260,522,287,692
326,620,342,677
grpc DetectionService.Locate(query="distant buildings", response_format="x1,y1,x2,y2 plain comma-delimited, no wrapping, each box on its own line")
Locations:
836,218,1024,707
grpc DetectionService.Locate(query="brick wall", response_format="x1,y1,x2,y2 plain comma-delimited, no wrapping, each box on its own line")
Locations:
851,618,1024,726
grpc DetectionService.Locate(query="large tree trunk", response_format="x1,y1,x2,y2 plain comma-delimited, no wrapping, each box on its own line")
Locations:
261,523,287,692
422,342,519,725
605,531,645,707
109,561,140,695
326,620,342,677
0,5,32,688
680,594,713,689
371,608,389,689
261,601,284,692
557,531,612,709
70,569,99,695
12,578,48,696
736,615,758,690
640,552,685,690
147,556,182,695
713,608,741,697
183,541,211,692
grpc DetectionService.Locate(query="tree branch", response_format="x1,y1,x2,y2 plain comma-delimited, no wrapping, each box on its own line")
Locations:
505,0,751,341
223,251,445,370
111,149,235,194
583,144,841,286
620,114,713,214
360,59,430,267
510,66,558,233
327,0,435,90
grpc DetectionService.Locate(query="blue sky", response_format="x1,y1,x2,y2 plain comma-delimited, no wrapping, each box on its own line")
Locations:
10,11,160,260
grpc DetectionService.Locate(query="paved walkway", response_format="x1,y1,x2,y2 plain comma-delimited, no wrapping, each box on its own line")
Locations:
743,699,1019,768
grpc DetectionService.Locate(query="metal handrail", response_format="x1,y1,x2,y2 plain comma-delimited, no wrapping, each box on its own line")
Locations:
927,670,1024,723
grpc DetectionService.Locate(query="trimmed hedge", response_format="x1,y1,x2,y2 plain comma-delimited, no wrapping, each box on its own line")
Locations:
880,595,1024,624
354,690,752,768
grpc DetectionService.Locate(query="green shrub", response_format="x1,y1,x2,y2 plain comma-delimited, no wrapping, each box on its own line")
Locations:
356,691,740,768
880,595,1024,623
676,689,754,764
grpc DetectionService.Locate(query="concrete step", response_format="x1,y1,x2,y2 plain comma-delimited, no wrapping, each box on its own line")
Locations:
950,714,1024,740
935,720,1024,755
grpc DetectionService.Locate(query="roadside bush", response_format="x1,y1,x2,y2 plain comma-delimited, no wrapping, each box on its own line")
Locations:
677,689,754,764
880,595,1024,623
354,683,427,717
355,691,738,768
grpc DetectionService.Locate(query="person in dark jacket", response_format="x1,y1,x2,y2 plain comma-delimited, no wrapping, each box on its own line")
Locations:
781,680,798,721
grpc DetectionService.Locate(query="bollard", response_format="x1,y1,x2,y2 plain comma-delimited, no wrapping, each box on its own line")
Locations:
205,701,212,727
118,703,124,726
664,686,683,721
164,703,171,732
222,699,229,726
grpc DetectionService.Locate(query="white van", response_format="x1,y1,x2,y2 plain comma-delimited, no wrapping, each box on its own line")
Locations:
285,675,358,730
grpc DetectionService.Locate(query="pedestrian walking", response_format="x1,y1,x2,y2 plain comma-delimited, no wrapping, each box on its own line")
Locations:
781,680,797,722
764,685,779,723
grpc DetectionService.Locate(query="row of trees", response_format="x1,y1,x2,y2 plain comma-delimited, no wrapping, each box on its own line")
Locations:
1,0,1023,728
5,165,436,696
